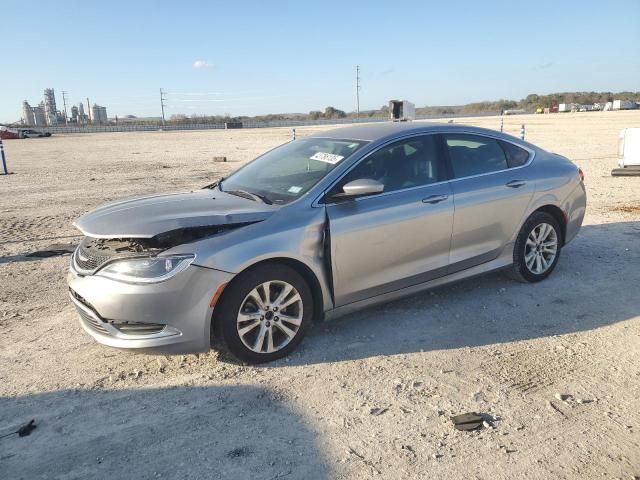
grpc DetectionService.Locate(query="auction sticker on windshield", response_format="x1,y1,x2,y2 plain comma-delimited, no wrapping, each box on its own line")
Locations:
310,152,344,164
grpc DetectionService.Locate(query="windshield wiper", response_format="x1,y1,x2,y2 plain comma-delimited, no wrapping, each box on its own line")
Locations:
203,177,224,190
250,192,273,205
226,189,273,205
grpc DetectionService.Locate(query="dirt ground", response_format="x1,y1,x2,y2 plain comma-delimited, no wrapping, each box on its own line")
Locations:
1,112,639,479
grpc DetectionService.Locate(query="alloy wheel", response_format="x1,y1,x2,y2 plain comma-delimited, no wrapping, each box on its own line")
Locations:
236,281,303,354
524,222,558,275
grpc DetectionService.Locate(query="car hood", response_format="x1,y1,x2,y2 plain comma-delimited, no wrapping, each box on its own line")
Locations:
74,189,277,238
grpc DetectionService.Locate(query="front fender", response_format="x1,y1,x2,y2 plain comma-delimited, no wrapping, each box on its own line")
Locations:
168,207,334,312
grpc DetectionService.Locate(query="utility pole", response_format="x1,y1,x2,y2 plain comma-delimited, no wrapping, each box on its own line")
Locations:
356,65,361,118
62,90,69,125
160,88,167,126
1,138,8,175
87,98,91,123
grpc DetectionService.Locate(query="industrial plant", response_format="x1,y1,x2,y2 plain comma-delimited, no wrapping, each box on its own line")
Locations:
21,89,108,126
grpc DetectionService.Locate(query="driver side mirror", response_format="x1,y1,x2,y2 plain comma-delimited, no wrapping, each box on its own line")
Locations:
332,178,384,199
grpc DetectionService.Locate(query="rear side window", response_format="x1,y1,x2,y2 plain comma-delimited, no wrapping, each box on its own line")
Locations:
500,141,530,168
444,134,508,178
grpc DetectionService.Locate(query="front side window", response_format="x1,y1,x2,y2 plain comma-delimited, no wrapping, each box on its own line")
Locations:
332,135,445,196
220,138,367,204
444,134,509,178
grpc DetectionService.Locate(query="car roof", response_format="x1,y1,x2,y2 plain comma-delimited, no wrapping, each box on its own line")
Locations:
310,121,524,144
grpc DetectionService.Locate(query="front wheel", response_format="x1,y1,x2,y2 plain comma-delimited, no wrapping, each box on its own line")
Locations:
511,212,562,283
215,264,313,363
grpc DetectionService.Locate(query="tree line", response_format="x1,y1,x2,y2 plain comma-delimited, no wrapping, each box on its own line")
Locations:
163,90,640,125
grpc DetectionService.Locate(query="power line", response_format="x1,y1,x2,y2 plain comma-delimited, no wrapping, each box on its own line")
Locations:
167,92,226,96
159,88,167,126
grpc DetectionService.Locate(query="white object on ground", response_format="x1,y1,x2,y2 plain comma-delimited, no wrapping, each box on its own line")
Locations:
618,128,640,167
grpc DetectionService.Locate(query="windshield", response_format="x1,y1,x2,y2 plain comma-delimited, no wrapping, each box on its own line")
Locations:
220,138,367,204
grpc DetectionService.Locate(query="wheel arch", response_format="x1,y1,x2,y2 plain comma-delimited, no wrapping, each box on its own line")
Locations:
532,204,567,244
210,257,326,344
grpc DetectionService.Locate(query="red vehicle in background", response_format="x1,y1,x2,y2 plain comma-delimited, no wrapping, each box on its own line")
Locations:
0,126,51,139
0,126,20,140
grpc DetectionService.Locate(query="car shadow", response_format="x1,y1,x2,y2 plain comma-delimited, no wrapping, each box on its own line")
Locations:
0,253,73,265
0,254,45,264
0,385,331,479
274,220,640,366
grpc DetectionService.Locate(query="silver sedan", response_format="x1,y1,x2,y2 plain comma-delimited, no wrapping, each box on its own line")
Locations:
68,123,586,363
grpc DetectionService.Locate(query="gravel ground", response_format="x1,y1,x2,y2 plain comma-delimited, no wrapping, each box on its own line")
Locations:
0,112,639,479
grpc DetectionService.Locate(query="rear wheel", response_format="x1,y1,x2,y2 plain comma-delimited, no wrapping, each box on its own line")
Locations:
511,212,562,283
215,264,313,363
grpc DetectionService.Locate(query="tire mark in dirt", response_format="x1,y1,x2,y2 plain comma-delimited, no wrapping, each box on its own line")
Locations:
478,340,594,394
0,215,75,243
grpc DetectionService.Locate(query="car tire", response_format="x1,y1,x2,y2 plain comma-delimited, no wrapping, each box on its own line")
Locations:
214,263,313,364
510,211,562,283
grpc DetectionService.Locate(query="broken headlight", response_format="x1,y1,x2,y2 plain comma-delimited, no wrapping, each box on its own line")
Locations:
96,254,195,283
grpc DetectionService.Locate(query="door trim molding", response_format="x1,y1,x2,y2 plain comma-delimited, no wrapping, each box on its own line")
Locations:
334,246,502,307
325,243,512,319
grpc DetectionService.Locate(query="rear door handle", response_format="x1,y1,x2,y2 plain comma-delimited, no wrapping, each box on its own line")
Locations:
506,180,526,188
422,194,448,204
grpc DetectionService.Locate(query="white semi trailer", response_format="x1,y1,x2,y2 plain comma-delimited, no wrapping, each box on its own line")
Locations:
612,100,636,110
389,100,415,122
611,128,640,176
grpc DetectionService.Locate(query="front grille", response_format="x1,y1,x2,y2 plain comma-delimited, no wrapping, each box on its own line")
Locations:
74,237,161,273
112,322,165,335
75,244,112,271
75,304,110,335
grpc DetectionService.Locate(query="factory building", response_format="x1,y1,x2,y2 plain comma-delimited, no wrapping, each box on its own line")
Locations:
91,104,108,123
21,100,47,126
22,101,36,125
21,89,108,126
33,103,47,126
43,88,62,125
69,104,89,124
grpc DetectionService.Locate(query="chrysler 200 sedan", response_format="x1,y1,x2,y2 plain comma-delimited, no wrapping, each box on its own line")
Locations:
68,123,586,363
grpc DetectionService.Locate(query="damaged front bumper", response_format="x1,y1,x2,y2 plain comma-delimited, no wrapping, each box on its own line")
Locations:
67,263,233,354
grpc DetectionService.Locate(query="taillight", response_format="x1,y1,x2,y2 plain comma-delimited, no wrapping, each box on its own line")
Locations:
578,168,585,182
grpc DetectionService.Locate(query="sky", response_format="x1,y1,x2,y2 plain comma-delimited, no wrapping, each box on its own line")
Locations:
1,0,639,122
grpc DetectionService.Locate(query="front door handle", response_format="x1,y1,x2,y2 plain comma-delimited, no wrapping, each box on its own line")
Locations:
422,194,448,204
506,180,526,188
